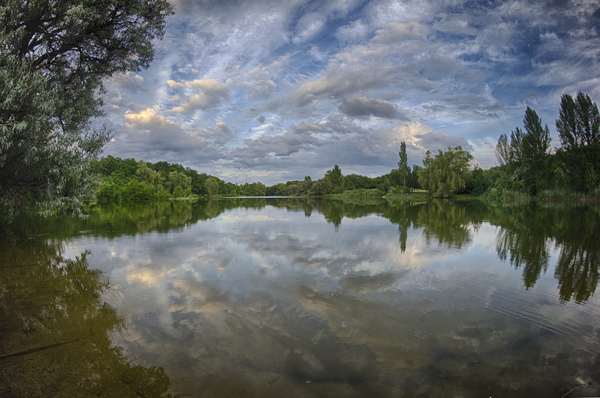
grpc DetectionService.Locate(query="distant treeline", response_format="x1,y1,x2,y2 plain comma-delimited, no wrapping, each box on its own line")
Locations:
90,155,489,199
92,91,599,200
90,157,261,199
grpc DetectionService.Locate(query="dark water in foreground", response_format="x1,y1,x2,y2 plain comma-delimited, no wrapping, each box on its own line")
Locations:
1,198,599,397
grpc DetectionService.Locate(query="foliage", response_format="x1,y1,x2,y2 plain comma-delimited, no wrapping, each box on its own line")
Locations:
204,177,219,196
418,146,473,197
0,0,173,223
168,171,192,196
240,182,266,196
0,55,105,220
397,141,411,188
325,165,343,186
136,161,164,187
91,156,231,199
494,107,552,195
555,91,600,193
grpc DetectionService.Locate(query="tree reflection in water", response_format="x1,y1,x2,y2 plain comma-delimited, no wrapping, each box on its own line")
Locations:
382,199,600,304
485,201,600,303
0,238,175,397
78,199,600,304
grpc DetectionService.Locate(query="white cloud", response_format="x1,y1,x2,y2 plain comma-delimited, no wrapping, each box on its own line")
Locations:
293,12,327,44
169,79,230,114
373,21,428,43
124,108,175,128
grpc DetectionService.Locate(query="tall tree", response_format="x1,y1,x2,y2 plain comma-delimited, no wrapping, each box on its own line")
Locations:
0,0,173,222
398,141,411,189
556,91,600,193
495,133,512,167
418,146,473,197
325,165,343,185
495,107,552,194
521,107,552,194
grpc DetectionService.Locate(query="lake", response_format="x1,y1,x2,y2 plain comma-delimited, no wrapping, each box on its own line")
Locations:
1,198,599,397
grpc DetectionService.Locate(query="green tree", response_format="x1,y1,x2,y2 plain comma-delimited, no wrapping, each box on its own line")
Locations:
204,177,219,196
495,133,513,168
136,161,164,188
168,171,192,196
0,0,173,223
398,141,411,190
521,107,552,194
495,107,552,194
418,146,473,197
325,165,343,187
556,91,600,193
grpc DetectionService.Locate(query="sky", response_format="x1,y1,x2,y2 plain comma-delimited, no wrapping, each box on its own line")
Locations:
101,0,600,185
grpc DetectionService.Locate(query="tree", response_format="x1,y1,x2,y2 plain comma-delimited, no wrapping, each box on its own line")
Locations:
325,165,343,186
136,161,163,188
418,146,473,197
0,0,173,223
204,177,219,196
495,107,552,194
398,141,411,189
168,171,192,196
521,107,552,194
495,133,512,167
556,91,600,193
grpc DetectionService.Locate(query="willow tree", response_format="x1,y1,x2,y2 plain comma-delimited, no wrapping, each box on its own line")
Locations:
418,146,473,197
0,0,173,223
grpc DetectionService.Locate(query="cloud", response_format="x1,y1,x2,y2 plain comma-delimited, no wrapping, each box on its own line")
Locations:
293,12,327,44
101,0,600,184
373,21,428,43
294,62,396,106
415,130,472,154
167,80,186,89
335,19,370,43
124,108,176,128
338,97,406,119
169,79,230,114
243,68,277,99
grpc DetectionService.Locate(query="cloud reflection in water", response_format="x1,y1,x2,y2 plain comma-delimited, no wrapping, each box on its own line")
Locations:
63,200,600,397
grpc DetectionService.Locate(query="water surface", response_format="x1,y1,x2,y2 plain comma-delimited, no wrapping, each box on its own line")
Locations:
1,198,599,397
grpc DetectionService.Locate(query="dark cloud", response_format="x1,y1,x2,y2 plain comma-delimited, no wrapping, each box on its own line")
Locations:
294,63,398,106
233,130,323,165
338,97,406,119
416,130,472,153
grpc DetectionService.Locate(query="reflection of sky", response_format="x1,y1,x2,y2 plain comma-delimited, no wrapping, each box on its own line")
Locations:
63,204,600,397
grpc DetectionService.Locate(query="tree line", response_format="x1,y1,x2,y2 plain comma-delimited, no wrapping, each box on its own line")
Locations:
91,156,268,199
91,88,600,202
494,91,600,197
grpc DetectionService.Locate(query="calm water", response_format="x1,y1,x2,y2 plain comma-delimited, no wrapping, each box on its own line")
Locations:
1,198,599,397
